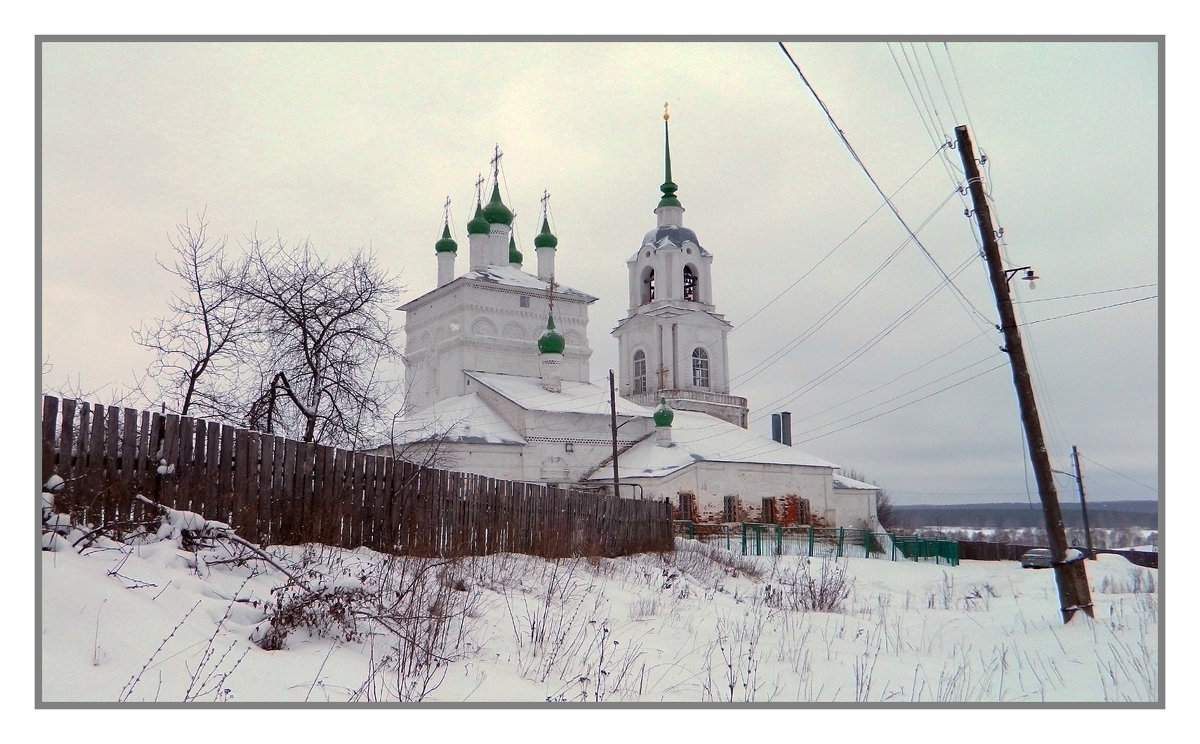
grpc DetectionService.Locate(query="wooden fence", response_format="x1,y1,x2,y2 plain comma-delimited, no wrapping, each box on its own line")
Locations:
40,395,673,558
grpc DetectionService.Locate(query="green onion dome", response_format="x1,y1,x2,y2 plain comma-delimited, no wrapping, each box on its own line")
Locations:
482,182,514,226
508,235,523,265
434,222,458,253
653,398,674,427
533,216,558,249
537,315,566,355
467,200,490,235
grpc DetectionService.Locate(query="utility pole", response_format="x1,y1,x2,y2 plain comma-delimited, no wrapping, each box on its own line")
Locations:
1072,445,1096,559
955,124,1093,622
609,369,621,499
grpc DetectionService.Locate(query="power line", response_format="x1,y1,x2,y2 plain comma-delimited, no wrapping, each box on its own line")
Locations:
1017,283,1157,304
792,361,1008,445
731,186,964,388
747,243,988,418
790,352,1004,441
777,42,994,330
1079,453,1158,494
788,332,992,426
736,142,950,333
943,43,978,137
1022,295,1157,326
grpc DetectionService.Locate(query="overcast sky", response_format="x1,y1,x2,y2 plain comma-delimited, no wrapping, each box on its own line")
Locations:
37,39,1161,506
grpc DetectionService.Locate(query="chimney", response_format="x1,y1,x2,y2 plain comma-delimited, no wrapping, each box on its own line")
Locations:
772,411,792,446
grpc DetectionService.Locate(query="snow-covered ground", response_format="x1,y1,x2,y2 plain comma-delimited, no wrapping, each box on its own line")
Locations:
39,518,1159,706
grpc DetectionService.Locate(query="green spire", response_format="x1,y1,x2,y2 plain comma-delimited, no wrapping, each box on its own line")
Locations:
533,215,558,249
482,181,514,226
508,235,523,265
653,397,674,427
658,104,681,209
434,221,458,253
467,199,490,235
537,315,565,355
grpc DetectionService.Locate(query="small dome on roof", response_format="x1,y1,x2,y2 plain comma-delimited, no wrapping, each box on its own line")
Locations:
534,216,558,249
482,182,514,226
653,398,674,427
467,201,490,235
435,223,457,253
537,315,565,355
508,235,523,265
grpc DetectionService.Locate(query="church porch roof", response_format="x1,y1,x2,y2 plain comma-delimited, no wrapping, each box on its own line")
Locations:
587,409,838,481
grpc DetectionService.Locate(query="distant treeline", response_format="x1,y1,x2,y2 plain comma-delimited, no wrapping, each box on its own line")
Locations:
891,500,1158,530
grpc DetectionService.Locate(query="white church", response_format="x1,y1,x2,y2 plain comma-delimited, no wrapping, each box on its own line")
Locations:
387,115,879,528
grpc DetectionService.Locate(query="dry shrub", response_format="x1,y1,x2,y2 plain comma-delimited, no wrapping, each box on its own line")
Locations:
664,538,765,585
765,554,852,613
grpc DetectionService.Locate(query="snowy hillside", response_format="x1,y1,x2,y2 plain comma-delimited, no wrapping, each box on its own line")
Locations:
39,519,1159,705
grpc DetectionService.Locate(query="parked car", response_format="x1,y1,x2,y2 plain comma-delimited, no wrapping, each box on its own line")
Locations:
1020,548,1053,568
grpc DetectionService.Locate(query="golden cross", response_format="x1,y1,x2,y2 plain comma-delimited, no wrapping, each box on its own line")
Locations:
442,195,452,223
474,173,485,203
663,101,670,122
545,275,557,316
540,189,551,217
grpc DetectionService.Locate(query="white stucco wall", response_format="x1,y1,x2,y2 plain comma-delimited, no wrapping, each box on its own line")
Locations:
403,280,593,410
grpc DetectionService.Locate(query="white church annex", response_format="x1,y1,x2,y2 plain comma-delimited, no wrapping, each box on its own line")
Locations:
386,116,879,528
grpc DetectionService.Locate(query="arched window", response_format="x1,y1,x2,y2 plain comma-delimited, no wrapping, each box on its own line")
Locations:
640,266,656,304
692,348,710,388
683,265,699,302
632,350,647,394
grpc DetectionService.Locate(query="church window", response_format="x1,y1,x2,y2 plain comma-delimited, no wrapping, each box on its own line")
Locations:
692,348,710,388
683,265,699,302
633,350,647,394
520,295,530,308
640,266,656,304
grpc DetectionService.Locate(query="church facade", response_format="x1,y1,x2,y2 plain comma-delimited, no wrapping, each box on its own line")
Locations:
386,122,879,528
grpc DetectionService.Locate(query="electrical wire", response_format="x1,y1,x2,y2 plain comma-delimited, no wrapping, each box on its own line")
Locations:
736,142,951,334
748,248,986,421
731,186,965,389
790,353,1005,442
1079,453,1158,494
1017,283,1157,304
1021,296,1157,326
777,42,995,331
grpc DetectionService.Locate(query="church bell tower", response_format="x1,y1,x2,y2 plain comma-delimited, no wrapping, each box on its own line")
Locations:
611,106,748,428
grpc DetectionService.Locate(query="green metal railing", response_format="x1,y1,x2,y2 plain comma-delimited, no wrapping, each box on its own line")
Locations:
672,521,959,566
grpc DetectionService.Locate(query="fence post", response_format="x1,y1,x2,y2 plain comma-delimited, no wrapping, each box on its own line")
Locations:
807,526,814,557
837,526,844,557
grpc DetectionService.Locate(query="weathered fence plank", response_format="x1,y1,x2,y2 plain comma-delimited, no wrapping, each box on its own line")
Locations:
41,395,59,484
40,394,673,559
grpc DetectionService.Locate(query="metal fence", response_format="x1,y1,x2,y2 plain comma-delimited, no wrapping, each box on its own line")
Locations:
674,521,960,566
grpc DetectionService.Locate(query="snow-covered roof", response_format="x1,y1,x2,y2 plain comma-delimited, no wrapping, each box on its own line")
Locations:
590,409,838,481
399,265,596,311
466,371,653,418
832,474,880,491
639,225,712,258
388,392,525,446
461,265,596,301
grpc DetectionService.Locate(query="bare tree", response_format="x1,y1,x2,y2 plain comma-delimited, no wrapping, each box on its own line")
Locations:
874,489,896,529
132,211,249,418
231,235,401,448
840,467,896,529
